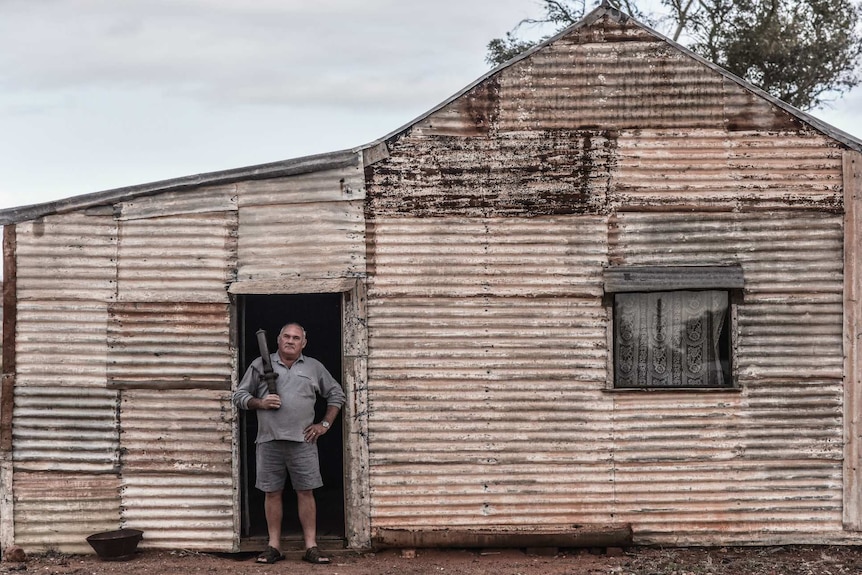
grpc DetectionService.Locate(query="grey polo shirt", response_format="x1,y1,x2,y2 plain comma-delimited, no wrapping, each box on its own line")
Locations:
233,353,345,443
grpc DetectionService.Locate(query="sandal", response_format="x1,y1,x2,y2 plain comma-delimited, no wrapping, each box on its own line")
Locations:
302,546,330,564
256,546,285,564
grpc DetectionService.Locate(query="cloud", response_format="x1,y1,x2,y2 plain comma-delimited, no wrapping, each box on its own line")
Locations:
0,0,527,111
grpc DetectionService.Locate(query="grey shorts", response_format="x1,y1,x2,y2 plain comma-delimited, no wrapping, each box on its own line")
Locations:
255,440,323,492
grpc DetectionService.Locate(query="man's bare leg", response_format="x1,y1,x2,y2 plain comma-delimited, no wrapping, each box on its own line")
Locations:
264,490,284,551
296,489,317,549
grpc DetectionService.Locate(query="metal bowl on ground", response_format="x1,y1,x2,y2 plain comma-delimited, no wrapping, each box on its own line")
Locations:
85,528,144,561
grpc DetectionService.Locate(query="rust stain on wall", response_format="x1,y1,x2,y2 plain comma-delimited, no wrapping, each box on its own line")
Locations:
367,130,618,219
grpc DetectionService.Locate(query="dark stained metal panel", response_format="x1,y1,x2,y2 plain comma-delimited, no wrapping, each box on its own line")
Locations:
13,385,118,472
116,211,238,303
604,265,744,293
367,132,613,219
107,302,232,390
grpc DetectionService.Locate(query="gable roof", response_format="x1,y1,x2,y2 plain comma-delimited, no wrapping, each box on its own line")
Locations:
1,2,859,226
369,2,862,153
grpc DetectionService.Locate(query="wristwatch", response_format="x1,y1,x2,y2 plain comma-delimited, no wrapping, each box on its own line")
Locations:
320,421,330,429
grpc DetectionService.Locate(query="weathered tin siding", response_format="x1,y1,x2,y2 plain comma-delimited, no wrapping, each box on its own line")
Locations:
113,187,237,550
235,161,366,285
5,153,367,552
119,389,234,549
8,184,240,552
609,211,844,544
365,217,611,528
12,213,120,552
363,10,851,545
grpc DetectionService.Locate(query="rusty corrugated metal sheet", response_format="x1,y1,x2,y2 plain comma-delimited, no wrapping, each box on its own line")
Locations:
236,161,366,283
366,215,613,528
119,389,234,549
116,212,238,303
10,213,122,551
115,184,238,221
608,210,844,543
107,302,232,390
14,214,117,302
613,131,843,210
496,25,799,133
364,6,849,541
13,472,121,553
368,216,606,298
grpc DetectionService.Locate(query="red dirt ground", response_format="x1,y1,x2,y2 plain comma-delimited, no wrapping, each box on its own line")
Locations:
5,545,862,575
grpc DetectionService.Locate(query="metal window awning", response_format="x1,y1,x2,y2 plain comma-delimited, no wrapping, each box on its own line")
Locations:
603,265,745,293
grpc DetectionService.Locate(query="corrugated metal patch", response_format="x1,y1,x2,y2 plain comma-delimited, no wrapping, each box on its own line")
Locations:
613,131,843,210
367,215,612,528
238,200,365,282
235,150,365,283
13,472,121,553
115,184,238,220
117,212,237,303
119,389,234,550
13,385,118,472
119,389,232,475
495,35,799,132
14,213,117,302
367,216,607,298
107,302,231,389
121,475,234,550
369,132,613,218
14,301,118,473
237,162,365,207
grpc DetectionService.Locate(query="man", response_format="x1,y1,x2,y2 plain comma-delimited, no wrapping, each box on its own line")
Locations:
233,322,345,565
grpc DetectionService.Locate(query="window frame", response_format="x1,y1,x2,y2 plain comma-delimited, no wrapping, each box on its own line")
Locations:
603,265,743,392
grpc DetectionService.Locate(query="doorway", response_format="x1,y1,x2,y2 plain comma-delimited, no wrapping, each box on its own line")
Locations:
238,293,345,543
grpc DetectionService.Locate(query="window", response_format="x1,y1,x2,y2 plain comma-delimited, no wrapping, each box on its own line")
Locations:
604,266,743,390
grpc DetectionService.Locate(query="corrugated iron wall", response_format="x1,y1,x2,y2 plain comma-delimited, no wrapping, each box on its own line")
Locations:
120,389,234,549
363,10,851,546
366,217,611,528
236,165,366,283
113,187,237,549
6,156,366,552
12,214,120,552
609,211,844,544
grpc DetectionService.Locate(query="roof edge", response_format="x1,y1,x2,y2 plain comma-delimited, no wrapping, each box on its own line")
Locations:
0,148,360,225
358,3,862,154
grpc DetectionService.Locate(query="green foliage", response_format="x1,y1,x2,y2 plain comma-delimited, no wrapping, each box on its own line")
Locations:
697,0,862,109
485,0,862,110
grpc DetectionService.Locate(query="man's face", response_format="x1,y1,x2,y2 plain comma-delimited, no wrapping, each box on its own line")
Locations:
277,324,307,362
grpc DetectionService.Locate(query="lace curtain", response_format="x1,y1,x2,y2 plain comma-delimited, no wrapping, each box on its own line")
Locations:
614,290,729,388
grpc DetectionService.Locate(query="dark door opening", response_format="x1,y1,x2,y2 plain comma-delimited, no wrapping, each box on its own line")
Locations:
238,293,345,542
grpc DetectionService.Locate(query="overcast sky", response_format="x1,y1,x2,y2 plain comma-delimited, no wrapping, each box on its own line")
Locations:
1,0,860,212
